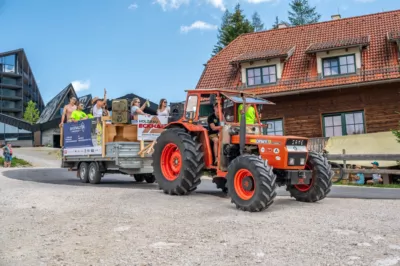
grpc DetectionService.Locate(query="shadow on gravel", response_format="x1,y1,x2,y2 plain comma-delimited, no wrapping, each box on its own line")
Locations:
2,168,158,190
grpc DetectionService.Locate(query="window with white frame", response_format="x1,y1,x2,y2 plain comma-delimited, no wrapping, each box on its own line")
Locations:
246,65,277,86
322,54,356,77
323,111,365,137
262,119,283,135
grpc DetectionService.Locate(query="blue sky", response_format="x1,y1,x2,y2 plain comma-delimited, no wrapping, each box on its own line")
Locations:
0,0,398,105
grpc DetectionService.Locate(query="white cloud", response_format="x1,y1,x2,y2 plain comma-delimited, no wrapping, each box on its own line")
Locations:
246,0,275,3
154,0,190,11
154,0,227,11
128,3,138,10
180,20,218,33
207,0,225,11
71,80,91,92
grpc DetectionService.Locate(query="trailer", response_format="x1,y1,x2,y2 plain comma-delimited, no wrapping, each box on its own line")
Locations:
60,114,168,184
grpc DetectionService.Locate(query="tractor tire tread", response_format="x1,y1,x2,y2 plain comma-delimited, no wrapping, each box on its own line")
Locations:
288,151,333,202
227,155,277,212
152,128,204,195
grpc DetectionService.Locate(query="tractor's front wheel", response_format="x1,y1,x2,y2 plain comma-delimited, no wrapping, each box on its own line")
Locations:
152,128,204,195
227,155,277,212
287,151,333,202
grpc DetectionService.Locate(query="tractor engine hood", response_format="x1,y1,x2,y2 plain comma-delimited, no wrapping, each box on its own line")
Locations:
231,135,309,170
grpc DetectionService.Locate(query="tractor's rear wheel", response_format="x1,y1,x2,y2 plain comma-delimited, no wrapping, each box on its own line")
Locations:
288,151,333,202
227,155,277,212
152,128,204,195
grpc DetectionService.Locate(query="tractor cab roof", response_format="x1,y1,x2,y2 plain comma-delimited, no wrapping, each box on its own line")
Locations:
185,88,275,105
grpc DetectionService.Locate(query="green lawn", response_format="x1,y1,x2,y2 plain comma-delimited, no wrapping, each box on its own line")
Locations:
0,157,32,168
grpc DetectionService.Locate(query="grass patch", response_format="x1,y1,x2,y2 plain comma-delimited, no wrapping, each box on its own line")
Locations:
0,156,32,168
334,181,400,188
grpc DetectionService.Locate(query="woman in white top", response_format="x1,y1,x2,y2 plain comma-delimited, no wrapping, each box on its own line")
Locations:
92,88,107,118
157,98,170,116
131,97,149,119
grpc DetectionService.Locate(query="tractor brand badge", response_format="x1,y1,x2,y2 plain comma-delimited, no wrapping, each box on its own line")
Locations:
260,147,265,153
250,139,272,144
250,139,281,145
273,148,280,154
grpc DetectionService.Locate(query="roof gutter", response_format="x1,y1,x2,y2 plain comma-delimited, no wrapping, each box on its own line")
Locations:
257,78,400,98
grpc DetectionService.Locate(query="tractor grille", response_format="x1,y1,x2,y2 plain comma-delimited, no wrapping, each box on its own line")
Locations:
287,152,308,166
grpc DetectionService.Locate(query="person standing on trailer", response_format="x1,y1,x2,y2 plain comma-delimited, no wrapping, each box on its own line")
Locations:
59,97,77,126
157,98,170,116
131,97,150,120
92,88,107,118
71,103,93,122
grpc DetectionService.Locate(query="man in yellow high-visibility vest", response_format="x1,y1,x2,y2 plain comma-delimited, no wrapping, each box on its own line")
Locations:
238,103,256,124
71,103,93,122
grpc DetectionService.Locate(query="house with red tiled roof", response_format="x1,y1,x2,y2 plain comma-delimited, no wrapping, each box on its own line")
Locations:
196,10,400,139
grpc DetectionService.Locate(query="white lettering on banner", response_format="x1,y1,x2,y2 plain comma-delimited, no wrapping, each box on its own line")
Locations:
63,147,102,156
136,115,169,141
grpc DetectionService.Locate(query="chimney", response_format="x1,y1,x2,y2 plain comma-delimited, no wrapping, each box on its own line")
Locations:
331,14,341,20
278,23,287,29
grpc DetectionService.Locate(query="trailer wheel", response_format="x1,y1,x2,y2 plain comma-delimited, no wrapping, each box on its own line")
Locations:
134,175,145,182
78,162,89,183
287,151,333,202
144,174,156,184
152,128,204,195
227,155,277,212
88,162,102,184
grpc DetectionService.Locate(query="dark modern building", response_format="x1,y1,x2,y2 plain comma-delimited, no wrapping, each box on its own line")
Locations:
0,49,45,146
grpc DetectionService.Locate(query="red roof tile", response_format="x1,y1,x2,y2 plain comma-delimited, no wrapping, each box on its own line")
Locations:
305,36,370,53
230,46,295,64
196,10,400,95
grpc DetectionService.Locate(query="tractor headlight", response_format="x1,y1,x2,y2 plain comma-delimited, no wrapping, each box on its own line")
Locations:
300,158,305,165
289,158,295,165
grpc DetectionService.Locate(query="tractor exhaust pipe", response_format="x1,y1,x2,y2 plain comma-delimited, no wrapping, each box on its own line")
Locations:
240,93,246,155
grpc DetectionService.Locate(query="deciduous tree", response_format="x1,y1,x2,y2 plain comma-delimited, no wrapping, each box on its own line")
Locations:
23,100,40,124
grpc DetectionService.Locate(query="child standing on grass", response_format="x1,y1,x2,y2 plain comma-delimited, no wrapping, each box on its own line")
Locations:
2,143,12,168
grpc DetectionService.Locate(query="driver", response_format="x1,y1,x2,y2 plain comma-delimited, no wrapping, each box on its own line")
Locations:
207,103,223,165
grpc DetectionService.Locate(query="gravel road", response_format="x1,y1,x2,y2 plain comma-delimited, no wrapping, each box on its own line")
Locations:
1,168,400,266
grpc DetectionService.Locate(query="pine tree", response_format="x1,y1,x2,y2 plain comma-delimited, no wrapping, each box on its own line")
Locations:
252,12,264,32
211,4,254,56
212,9,231,56
23,100,40,124
288,0,321,26
272,16,280,29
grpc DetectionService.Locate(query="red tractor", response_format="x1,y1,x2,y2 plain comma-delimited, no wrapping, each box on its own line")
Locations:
152,89,333,212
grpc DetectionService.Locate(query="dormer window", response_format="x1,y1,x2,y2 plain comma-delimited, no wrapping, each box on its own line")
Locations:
306,36,369,78
322,54,356,77
230,46,295,88
246,65,277,86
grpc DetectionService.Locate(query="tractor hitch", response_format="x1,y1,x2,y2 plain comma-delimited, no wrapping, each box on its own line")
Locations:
285,170,313,185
